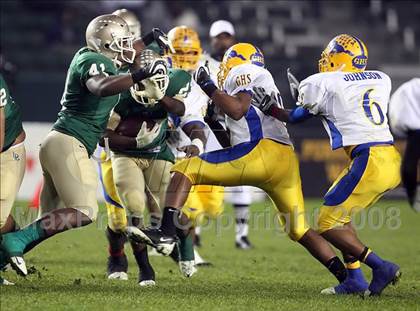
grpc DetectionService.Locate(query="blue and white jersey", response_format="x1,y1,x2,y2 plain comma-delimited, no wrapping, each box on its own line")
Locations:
223,64,292,146
297,70,394,149
389,78,420,137
169,79,222,158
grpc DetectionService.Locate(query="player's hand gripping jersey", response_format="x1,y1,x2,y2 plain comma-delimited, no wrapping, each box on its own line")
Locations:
223,63,292,146
297,71,394,150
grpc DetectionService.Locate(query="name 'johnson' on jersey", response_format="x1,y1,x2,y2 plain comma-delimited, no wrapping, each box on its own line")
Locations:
297,70,394,150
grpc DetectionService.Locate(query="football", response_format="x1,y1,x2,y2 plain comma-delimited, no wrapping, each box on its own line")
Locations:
115,116,156,137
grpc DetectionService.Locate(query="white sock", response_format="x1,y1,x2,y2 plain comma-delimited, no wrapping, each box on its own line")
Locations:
195,226,201,235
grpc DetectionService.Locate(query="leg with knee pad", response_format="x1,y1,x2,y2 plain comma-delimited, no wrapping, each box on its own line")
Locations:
121,189,146,218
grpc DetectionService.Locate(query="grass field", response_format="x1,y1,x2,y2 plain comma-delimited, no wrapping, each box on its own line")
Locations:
1,199,419,311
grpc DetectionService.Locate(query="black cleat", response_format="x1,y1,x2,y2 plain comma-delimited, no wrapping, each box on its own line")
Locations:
126,227,177,256
235,236,253,250
107,254,128,280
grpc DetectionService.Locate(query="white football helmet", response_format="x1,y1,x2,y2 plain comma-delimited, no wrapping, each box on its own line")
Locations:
112,8,141,39
86,14,135,67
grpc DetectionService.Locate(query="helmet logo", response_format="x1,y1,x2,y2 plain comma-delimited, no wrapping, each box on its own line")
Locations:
228,50,246,61
352,55,367,69
250,51,264,67
331,42,354,56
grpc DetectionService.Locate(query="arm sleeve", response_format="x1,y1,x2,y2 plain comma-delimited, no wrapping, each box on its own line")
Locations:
0,76,8,107
78,54,117,83
296,77,326,115
166,69,192,99
289,107,314,123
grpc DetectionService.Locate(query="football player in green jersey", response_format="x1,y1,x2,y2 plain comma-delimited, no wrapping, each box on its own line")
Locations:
0,74,25,234
0,13,173,277
99,58,191,285
0,73,25,286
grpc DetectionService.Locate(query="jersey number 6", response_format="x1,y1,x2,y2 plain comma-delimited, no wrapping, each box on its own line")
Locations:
362,88,384,125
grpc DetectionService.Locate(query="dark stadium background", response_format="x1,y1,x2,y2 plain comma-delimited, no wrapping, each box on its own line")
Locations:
1,0,419,196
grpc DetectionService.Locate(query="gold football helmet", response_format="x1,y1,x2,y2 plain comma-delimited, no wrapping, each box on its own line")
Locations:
112,8,141,39
319,34,368,73
85,14,135,67
218,43,264,88
167,26,202,72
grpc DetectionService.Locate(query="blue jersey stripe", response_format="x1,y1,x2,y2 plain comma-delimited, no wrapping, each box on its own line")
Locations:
245,106,263,141
323,148,370,206
199,141,258,164
324,118,343,149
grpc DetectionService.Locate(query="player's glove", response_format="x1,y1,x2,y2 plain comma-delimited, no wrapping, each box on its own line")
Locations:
135,121,162,149
194,61,218,98
287,68,300,101
132,73,169,103
251,87,278,115
141,28,175,55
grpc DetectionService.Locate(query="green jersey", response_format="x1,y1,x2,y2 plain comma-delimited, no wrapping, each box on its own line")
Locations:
0,74,23,152
53,47,119,156
113,68,192,163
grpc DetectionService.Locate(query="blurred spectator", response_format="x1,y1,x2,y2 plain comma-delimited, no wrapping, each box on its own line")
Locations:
209,20,236,61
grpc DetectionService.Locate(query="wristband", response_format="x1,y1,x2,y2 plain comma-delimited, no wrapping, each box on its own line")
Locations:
191,138,204,155
201,80,218,98
141,31,154,46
